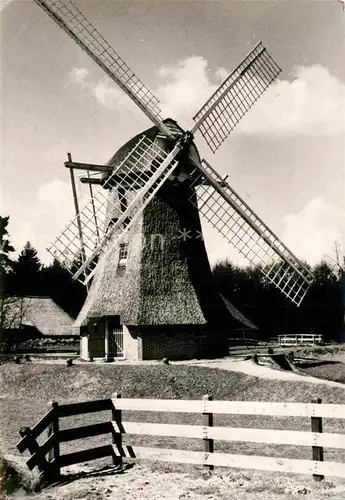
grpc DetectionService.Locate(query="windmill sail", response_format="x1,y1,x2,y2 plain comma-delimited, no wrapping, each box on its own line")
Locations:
48,136,179,284
191,42,281,153
33,0,171,136
190,159,313,306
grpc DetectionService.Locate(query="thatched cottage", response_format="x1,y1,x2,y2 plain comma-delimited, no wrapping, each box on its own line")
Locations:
4,296,75,338
76,119,257,361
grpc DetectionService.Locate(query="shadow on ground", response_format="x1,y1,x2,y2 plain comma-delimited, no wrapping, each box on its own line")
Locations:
47,463,135,489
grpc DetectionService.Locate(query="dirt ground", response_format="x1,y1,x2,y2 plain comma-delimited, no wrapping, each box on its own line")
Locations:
3,458,345,500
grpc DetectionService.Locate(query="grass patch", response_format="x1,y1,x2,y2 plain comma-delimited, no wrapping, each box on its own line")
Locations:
0,458,22,496
0,456,37,497
299,361,345,384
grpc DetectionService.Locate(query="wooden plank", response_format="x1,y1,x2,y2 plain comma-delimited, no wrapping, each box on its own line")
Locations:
123,447,345,478
26,434,56,470
59,422,112,442
58,445,113,468
17,434,31,454
80,177,102,184
112,398,345,419
114,421,345,449
111,398,203,414
64,161,112,173
58,399,112,417
18,427,50,475
17,409,55,452
204,401,345,419
30,408,55,439
112,421,202,438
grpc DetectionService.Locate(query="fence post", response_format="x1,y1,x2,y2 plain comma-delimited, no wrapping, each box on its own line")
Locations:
112,393,122,466
47,400,60,481
202,394,214,472
311,398,324,482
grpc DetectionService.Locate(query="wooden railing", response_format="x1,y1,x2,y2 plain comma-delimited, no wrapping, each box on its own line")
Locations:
17,394,345,485
276,334,323,345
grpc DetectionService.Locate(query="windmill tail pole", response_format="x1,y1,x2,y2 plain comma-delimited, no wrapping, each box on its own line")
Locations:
87,171,100,245
67,153,88,287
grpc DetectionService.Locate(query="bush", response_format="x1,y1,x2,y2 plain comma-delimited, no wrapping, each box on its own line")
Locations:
0,456,33,496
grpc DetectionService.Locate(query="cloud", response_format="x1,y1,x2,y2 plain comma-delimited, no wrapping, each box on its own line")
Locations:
68,67,134,111
70,67,89,85
0,0,15,13
69,61,344,137
156,56,226,123
68,57,227,125
3,180,74,263
282,197,345,265
238,65,345,136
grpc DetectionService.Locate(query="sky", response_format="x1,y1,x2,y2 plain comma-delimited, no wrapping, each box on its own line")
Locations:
1,0,345,269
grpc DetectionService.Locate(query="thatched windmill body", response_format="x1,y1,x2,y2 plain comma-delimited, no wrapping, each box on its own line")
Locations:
75,120,246,360
33,0,314,360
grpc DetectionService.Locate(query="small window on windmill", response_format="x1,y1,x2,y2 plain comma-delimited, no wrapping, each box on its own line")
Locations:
118,243,129,267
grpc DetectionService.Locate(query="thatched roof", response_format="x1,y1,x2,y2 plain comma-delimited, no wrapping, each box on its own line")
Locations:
75,217,146,326
5,296,75,336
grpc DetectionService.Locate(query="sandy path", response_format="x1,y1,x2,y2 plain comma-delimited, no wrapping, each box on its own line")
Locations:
176,358,345,388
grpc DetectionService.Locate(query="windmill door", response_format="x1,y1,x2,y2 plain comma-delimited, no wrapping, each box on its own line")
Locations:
106,316,124,358
112,327,124,358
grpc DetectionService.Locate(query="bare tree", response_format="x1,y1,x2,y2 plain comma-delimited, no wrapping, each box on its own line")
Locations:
0,297,27,353
326,241,345,278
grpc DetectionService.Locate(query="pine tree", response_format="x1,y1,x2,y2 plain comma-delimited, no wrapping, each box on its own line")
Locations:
12,242,43,296
0,216,15,275
42,259,87,318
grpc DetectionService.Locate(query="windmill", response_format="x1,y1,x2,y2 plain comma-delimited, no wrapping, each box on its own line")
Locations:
33,0,313,360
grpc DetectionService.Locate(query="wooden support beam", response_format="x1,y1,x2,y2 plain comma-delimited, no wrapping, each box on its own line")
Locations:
65,161,112,173
80,177,102,185
58,398,113,417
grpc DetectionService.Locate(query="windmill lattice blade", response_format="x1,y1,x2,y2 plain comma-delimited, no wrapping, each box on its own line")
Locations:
33,0,164,128
190,160,313,306
192,42,281,153
48,136,178,284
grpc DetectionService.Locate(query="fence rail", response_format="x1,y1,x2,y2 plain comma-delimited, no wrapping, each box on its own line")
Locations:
17,395,345,485
276,334,323,345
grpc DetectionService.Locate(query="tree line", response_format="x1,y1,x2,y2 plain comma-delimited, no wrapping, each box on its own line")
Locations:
213,257,344,342
0,216,86,320
1,215,344,343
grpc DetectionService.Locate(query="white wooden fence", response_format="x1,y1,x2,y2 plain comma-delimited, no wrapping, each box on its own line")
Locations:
112,395,345,480
18,395,345,482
